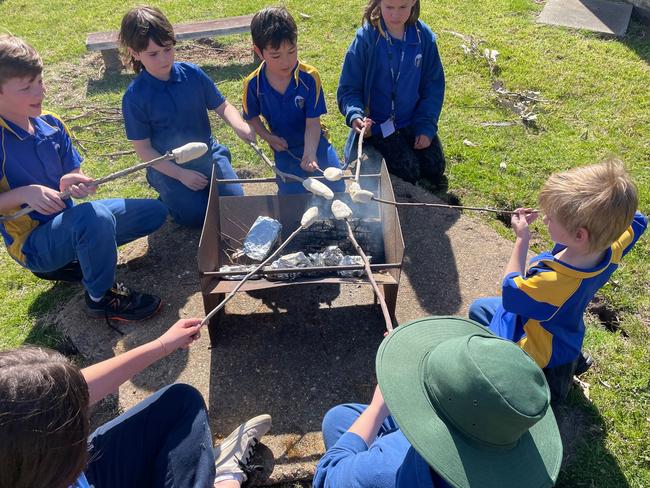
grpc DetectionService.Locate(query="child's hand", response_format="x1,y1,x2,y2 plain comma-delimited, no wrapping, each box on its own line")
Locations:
158,318,202,354
414,134,432,150
352,117,372,134
267,135,288,152
24,185,67,215
234,123,256,144
300,156,319,173
511,208,538,239
60,173,96,199
177,168,209,191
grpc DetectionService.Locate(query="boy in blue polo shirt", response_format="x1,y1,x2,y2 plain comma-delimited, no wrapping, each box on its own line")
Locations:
0,34,167,321
469,160,647,403
120,6,255,228
242,7,345,195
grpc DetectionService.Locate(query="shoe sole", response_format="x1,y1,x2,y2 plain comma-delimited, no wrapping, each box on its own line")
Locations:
85,299,164,322
213,414,272,463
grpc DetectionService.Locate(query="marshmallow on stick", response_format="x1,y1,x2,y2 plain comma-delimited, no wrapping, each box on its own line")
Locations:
0,142,209,223
331,200,353,220
323,167,343,181
303,177,334,200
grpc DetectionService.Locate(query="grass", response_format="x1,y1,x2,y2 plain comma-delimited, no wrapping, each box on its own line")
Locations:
1,0,648,486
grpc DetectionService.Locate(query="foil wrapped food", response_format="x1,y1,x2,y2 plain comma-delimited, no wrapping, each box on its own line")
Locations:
243,216,282,261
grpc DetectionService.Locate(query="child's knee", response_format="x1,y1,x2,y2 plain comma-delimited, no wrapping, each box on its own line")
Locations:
73,202,117,234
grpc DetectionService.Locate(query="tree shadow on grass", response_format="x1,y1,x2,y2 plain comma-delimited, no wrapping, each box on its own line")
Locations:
554,387,629,487
622,18,650,66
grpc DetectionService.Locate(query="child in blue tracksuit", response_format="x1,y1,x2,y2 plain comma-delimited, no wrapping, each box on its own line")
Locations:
242,7,345,195
469,160,647,403
338,0,446,186
0,34,166,321
120,6,255,228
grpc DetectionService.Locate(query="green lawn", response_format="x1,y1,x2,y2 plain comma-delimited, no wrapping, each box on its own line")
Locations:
1,0,648,486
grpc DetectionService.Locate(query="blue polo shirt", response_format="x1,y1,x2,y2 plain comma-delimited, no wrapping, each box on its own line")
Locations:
122,62,226,171
242,61,327,149
0,113,82,263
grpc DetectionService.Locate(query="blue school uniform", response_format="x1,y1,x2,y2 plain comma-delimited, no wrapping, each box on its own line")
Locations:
242,61,345,194
0,114,167,297
488,212,647,368
315,403,450,488
337,19,445,161
122,62,243,227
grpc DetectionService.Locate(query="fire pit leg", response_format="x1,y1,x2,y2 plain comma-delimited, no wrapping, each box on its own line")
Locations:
382,284,398,323
202,293,224,347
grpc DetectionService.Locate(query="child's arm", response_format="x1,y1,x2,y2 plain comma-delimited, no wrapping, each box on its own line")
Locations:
300,117,321,172
131,139,209,191
412,26,445,147
81,318,202,406
504,208,538,278
337,29,369,128
247,116,288,152
215,100,256,144
0,185,66,215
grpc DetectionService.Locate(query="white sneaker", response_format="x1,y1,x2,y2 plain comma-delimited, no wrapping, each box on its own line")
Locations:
214,414,272,482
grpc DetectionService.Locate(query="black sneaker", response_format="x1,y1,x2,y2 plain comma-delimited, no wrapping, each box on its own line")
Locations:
85,283,162,321
575,351,594,376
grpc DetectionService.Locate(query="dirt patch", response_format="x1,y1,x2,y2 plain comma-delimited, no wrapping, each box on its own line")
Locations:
587,296,627,336
176,38,255,66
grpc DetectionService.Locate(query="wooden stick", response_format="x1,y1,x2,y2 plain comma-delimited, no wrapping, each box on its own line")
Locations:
344,219,394,334
0,152,173,222
354,126,367,183
249,142,304,183
201,224,306,326
371,196,537,215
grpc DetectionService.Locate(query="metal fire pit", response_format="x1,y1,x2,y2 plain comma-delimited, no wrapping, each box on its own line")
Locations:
198,159,404,340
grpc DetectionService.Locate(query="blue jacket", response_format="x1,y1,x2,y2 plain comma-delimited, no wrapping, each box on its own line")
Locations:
314,430,449,488
337,20,445,159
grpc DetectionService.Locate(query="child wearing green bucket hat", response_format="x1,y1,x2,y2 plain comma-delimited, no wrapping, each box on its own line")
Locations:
313,316,563,488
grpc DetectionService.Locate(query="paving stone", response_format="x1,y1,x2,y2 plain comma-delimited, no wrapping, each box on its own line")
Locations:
538,0,633,36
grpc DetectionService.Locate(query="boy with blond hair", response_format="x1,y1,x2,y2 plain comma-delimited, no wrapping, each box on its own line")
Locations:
0,34,167,321
469,160,646,402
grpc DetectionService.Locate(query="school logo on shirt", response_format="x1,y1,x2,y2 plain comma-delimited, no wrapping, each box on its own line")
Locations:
294,95,305,110
414,54,422,68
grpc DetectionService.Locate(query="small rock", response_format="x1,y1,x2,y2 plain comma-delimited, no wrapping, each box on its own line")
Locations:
499,161,507,172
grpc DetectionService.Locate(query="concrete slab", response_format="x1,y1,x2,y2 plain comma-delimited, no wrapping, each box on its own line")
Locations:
52,173,523,485
537,0,633,36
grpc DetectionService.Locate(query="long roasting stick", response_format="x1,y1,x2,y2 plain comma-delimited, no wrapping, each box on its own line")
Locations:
249,142,303,183
371,196,536,215
201,207,320,326
354,126,367,183
343,219,394,334
1,142,208,222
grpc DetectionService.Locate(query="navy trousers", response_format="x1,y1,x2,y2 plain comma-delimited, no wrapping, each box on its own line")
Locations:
85,384,215,488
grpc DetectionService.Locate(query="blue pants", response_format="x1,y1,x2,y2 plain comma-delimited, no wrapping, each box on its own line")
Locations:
147,143,243,228
322,403,400,450
468,296,502,328
274,136,346,195
85,384,215,488
22,198,167,298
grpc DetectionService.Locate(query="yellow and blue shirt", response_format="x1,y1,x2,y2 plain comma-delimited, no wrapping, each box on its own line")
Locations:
0,113,82,263
242,61,327,150
490,212,647,368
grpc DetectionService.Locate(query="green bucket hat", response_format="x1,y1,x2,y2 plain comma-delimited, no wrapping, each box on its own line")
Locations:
376,316,563,488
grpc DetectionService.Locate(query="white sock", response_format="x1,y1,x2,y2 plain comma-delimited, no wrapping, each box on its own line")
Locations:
214,473,245,484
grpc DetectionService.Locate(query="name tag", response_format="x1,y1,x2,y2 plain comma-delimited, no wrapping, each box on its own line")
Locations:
380,118,396,138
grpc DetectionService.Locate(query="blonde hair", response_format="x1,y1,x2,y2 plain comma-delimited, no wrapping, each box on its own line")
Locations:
538,159,638,252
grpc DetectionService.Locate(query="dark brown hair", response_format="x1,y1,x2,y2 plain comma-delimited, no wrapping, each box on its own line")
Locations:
119,5,176,73
362,0,420,28
251,6,298,52
0,35,43,91
0,347,89,488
